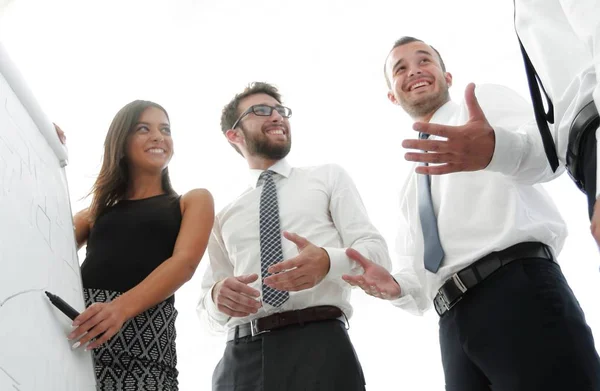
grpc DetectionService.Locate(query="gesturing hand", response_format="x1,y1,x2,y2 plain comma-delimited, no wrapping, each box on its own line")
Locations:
263,231,330,292
213,274,262,317
342,248,401,300
68,300,127,350
402,83,495,175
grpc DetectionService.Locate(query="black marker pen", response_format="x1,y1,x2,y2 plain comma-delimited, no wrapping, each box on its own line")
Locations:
45,291,80,321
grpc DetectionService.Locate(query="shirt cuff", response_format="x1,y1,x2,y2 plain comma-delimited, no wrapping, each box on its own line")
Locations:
322,247,352,279
485,125,525,175
203,283,231,324
388,272,428,316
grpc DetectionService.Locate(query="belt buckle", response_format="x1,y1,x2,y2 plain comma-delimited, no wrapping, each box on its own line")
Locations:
250,318,270,337
436,273,467,316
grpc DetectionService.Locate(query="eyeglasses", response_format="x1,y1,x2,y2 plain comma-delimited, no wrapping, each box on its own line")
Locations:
231,104,292,130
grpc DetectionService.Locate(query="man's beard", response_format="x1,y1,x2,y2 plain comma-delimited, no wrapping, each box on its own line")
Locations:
399,83,450,119
242,126,292,160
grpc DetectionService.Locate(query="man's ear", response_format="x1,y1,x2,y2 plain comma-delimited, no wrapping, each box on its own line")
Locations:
225,128,244,146
445,71,453,87
387,90,400,106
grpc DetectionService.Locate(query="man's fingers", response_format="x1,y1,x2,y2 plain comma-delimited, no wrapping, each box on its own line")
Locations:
282,231,310,250
218,296,260,315
342,275,363,285
354,279,374,293
236,273,259,285
464,83,485,122
264,267,302,286
413,122,456,138
345,248,373,270
415,163,461,176
227,277,261,297
402,139,449,153
223,291,261,312
268,258,299,274
404,152,456,165
267,274,309,291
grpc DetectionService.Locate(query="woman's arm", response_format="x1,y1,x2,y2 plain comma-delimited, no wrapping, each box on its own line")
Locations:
73,209,92,250
69,188,215,350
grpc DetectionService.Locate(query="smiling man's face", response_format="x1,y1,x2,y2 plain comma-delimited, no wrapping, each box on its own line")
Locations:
236,93,292,160
386,40,452,120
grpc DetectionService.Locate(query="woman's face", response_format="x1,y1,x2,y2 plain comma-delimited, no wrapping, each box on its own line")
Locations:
125,106,173,172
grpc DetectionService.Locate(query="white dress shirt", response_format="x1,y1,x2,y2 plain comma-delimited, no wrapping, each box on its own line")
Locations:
392,84,568,315
197,159,391,331
492,0,600,194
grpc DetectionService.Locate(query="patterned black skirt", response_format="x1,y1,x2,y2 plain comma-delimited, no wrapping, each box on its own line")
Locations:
84,289,179,391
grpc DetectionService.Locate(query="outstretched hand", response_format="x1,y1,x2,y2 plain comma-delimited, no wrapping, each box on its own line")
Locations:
263,231,330,292
342,248,401,300
402,83,495,175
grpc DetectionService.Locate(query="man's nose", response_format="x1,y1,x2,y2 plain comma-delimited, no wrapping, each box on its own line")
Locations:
269,109,284,121
408,66,423,77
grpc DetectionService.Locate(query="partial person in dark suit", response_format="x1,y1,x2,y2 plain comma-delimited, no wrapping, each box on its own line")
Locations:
343,37,600,391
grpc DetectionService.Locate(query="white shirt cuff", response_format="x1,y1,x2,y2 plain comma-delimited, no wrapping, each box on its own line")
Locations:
322,247,352,279
388,272,428,316
485,125,525,175
203,283,231,324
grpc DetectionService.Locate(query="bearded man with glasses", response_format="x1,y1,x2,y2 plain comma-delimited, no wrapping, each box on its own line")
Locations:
197,81,391,391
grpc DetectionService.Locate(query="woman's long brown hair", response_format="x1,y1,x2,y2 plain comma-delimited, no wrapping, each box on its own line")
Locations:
88,100,176,221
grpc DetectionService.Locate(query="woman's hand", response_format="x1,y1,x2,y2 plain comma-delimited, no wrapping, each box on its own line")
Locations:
68,299,128,350
54,123,66,144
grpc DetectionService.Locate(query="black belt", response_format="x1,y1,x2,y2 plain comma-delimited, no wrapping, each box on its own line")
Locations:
433,242,554,317
227,305,344,341
567,100,599,191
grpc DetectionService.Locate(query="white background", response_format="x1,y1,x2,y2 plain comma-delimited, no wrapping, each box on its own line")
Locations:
1,1,598,389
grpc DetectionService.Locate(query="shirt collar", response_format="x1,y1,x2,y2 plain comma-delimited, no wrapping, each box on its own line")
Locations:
248,159,292,188
429,100,459,125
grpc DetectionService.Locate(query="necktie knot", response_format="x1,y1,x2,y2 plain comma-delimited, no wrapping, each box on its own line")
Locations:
259,170,275,185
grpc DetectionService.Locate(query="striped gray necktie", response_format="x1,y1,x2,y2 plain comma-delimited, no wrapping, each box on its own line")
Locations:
259,170,289,307
417,133,445,272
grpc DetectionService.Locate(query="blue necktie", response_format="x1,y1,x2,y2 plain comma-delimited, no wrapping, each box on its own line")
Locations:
258,170,289,307
417,133,444,273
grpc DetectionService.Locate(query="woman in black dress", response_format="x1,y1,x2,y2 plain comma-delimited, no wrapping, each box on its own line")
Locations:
64,100,213,390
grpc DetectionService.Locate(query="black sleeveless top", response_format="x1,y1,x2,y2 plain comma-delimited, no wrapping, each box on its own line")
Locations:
81,194,182,304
